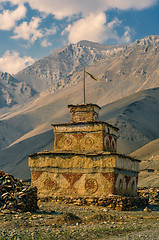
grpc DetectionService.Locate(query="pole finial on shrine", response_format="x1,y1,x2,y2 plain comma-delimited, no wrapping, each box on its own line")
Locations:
83,69,86,104
83,69,98,105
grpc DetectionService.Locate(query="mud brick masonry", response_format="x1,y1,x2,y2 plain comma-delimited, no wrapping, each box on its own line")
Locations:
29,104,141,201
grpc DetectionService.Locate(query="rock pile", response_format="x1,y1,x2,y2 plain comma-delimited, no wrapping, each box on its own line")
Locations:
0,171,38,213
54,212,82,225
138,187,159,204
39,195,148,211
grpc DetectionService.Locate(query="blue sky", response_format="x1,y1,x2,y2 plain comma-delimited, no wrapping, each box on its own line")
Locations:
0,0,159,74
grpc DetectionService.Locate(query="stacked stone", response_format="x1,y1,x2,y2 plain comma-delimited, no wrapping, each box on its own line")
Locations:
138,187,159,204
39,196,148,211
0,171,38,213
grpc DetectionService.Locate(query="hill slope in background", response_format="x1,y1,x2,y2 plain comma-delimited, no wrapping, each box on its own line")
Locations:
14,41,125,93
15,35,159,100
100,88,159,154
0,35,159,184
1,35,159,114
131,138,159,168
0,87,159,179
130,138,159,187
0,72,36,110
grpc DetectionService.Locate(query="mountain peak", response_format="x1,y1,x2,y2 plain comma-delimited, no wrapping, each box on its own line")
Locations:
0,71,17,83
134,35,159,46
77,40,101,47
5,34,159,111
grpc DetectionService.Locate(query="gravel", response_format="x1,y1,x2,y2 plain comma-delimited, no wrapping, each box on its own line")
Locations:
0,202,158,239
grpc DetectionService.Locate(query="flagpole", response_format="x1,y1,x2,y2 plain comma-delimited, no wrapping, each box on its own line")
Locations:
83,69,86,104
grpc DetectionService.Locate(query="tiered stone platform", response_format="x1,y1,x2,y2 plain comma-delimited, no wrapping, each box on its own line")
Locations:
29,104,143,209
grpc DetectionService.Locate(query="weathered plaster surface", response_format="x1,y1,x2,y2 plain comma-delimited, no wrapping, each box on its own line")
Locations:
68,104,100,123
53,122,117,152
29,103,140,199
29,152,139,198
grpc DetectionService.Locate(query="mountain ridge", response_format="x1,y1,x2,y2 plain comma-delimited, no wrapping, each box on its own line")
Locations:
1,35,159,113
0,35,159,182
1,87,159,178
14,40,125,93
0,72,36,109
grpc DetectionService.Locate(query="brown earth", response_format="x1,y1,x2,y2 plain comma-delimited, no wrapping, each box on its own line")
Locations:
0,201,158,240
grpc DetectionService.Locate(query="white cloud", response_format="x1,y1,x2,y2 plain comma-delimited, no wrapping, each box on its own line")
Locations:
11,17,43,43
1,0,25,5
1,0,158,46
63,13,131,44
0,4,26,30
106,0,158,10
0,51,35,74
64,13,107,43
45,26,57,36
2,0,157,19
121,26,132,43
103,18,122,42
41,39,52,47
11,18,57,44
27,0,82,19
25,0,158,19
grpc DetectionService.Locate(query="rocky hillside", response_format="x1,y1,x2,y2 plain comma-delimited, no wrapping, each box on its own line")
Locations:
0,87,159,179
14,35,159,97
0,35,159,179
131,138,159,173
14,41,124,93
0,72,36,110
131,140,159,188
131,138,159,163
1,35,159,113
100,87,159,154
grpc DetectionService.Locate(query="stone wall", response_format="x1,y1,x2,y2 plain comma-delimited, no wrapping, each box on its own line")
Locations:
29,152,139,199
68,104,101,123
53,122,117,152
39,196,148,211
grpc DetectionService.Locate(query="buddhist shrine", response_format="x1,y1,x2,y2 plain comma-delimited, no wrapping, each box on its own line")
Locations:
29,103,140,199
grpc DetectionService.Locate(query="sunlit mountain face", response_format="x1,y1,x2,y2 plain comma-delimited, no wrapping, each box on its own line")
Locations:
0,0,159,74
0,36,159,179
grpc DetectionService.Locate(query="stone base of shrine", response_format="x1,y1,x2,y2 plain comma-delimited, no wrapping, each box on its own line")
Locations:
29,151,140,199
39,195,148,211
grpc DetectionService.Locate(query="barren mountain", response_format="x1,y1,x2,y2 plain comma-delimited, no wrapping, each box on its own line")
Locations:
100,88,159,153
14,41,125,93
14,35,159,99
0,35,159,180
131,138,159,164
0,72,36,110
1,35,159,114
0,86,159,179
131,140,159,187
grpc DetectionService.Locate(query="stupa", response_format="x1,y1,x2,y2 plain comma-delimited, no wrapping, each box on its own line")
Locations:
29,103,140,199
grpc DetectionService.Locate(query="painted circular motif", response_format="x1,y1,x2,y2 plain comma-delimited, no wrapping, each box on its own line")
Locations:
65,137,72,146
85,178,98,194
44,179,57,189
85,137,94,146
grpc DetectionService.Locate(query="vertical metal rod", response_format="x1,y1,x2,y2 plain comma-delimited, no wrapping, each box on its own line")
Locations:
83,69,86,104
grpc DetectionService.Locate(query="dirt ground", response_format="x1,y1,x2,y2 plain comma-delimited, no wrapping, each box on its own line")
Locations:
0,202,159,240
